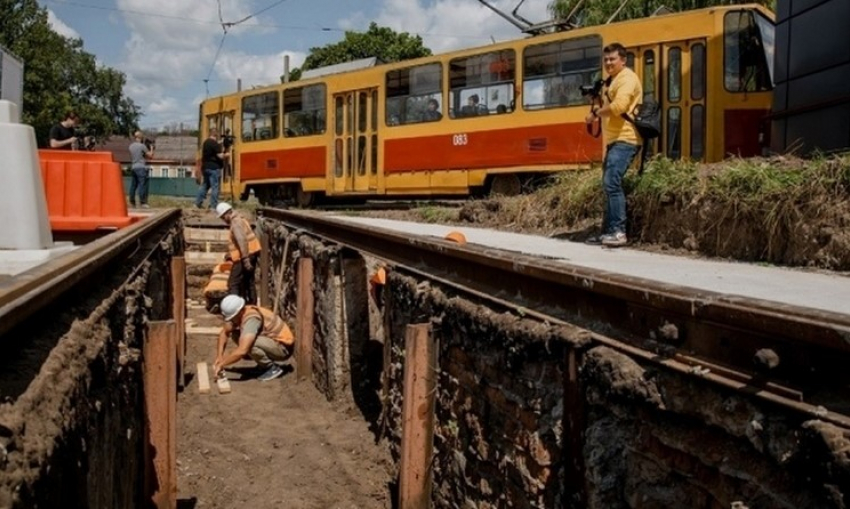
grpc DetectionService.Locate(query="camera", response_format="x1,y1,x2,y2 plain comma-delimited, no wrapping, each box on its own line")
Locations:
580,79,605,98
143,137,155,151
73,129,97,151
221,133,234,151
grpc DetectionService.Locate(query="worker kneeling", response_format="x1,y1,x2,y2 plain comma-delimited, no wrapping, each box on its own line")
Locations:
214,294,294,382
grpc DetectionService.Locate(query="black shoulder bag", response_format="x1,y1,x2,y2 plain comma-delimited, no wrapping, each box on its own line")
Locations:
622,99,661,175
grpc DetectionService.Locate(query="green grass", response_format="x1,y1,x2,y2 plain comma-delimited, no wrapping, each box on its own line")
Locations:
416,205,458,223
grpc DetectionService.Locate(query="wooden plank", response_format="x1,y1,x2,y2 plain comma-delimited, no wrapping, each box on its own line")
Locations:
144,320,177,509
295,257,314,383
171,256,186,388
197,362,211,394
185,252,228,265
183,227,229,242
259,228,270,307
398,323,436,509
185,321,223,336
217,375,232,394
563,347,586,505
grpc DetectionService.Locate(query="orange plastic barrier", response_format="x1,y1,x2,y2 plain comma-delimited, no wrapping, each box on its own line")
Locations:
38,150,139,232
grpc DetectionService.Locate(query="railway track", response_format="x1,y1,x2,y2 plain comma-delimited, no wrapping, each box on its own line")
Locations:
259,207,850,430
0,209,184,338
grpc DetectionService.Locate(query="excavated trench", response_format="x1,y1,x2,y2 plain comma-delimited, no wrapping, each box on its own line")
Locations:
0,212,847,508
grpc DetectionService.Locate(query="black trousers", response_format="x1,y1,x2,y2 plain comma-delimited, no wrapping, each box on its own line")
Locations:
228,254,259,305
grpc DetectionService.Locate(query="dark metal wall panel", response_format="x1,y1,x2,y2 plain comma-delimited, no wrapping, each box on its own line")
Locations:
772,0,850,154
791,0,831,16
788,0,850,78
788,63,850,110
784,105,850,154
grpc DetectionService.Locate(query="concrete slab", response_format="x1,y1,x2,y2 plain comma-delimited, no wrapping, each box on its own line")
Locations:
333,216,850,317
0,242,78,276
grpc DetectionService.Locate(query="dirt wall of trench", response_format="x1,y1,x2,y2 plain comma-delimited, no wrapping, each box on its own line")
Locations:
0,226,182,508
258,220,374,406
257,221,849,508
380,272,850,509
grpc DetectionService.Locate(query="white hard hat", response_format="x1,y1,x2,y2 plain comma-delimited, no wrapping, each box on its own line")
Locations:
220,294,245,321
216,202,233,218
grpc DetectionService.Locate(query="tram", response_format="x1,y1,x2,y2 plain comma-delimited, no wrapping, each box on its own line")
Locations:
198,4,775,205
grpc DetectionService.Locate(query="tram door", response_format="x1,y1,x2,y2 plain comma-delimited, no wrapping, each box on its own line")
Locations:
332,89,378,193
628,40,707,161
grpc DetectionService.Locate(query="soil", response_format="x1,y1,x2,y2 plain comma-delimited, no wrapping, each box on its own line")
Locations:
177,301,393,509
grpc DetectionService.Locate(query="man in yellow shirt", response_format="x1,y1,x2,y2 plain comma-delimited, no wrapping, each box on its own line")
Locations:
585,43,643,247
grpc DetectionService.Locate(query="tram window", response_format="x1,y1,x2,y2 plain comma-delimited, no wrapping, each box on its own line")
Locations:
626,52,635,69
724,11,774,92
691,104,705,160
667,107,682,159
335,96,343,136
523,36,601,110
642,50,656,102
370,134,377,175
283,84,326,138
334,139,343,177
357,136,367,176
241,92,279,142
691,43,706,100
449,50,515,118
667,47,681,103
358,92,368,132
385,63,442,126
346,95,354,135
371,90,378,132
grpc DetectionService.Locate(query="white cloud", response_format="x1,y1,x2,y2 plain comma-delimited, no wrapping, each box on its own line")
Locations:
121,0,554,127
371,0,552,53
216,51,307,89
47,9,80,39
116,0,291,126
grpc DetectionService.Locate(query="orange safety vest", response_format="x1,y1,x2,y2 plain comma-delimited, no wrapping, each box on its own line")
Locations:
241,305,295,346
228,216,262,261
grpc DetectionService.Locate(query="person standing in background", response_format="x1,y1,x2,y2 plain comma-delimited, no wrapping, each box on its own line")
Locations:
195,128,227,210
584,42,642,247
48,111,79,149
128,131,154,208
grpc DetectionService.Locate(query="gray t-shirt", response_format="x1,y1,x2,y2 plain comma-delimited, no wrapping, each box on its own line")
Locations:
129,141,149,169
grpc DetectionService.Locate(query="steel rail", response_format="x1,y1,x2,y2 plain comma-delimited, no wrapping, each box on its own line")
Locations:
260,208,850,402
0,209,182,338
392,262,850,432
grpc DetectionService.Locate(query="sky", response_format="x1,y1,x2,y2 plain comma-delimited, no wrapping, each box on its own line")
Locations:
39,0,552,130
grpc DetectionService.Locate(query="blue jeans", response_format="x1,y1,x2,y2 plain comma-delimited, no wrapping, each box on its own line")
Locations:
129,167,149,205
602,142,639,234
195,167,221,209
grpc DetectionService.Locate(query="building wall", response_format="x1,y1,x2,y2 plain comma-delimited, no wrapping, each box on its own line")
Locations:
771,0,850,154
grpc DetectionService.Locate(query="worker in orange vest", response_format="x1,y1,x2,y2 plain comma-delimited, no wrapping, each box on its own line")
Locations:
216,202,262,305
214,295,294,381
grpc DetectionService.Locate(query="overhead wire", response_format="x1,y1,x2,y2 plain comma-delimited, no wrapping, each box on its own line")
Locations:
39,0,494,40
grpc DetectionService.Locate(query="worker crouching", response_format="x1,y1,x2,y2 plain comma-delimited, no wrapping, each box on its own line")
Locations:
214,295,295,382
216,202,261,305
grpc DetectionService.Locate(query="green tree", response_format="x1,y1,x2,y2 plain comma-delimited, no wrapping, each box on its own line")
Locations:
0,0,139,146
549,0,774,26
283,22,431,82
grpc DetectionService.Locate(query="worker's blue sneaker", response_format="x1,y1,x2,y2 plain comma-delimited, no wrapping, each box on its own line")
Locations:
257,364,284,382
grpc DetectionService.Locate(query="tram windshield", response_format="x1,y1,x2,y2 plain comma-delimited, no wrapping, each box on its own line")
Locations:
724,10,775,92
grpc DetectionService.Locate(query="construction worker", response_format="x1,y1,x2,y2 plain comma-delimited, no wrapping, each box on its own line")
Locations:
215,202,261,305
214,294,294,381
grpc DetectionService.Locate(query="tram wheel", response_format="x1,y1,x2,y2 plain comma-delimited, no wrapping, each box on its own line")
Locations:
294,187,315,208
489,174,522,197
